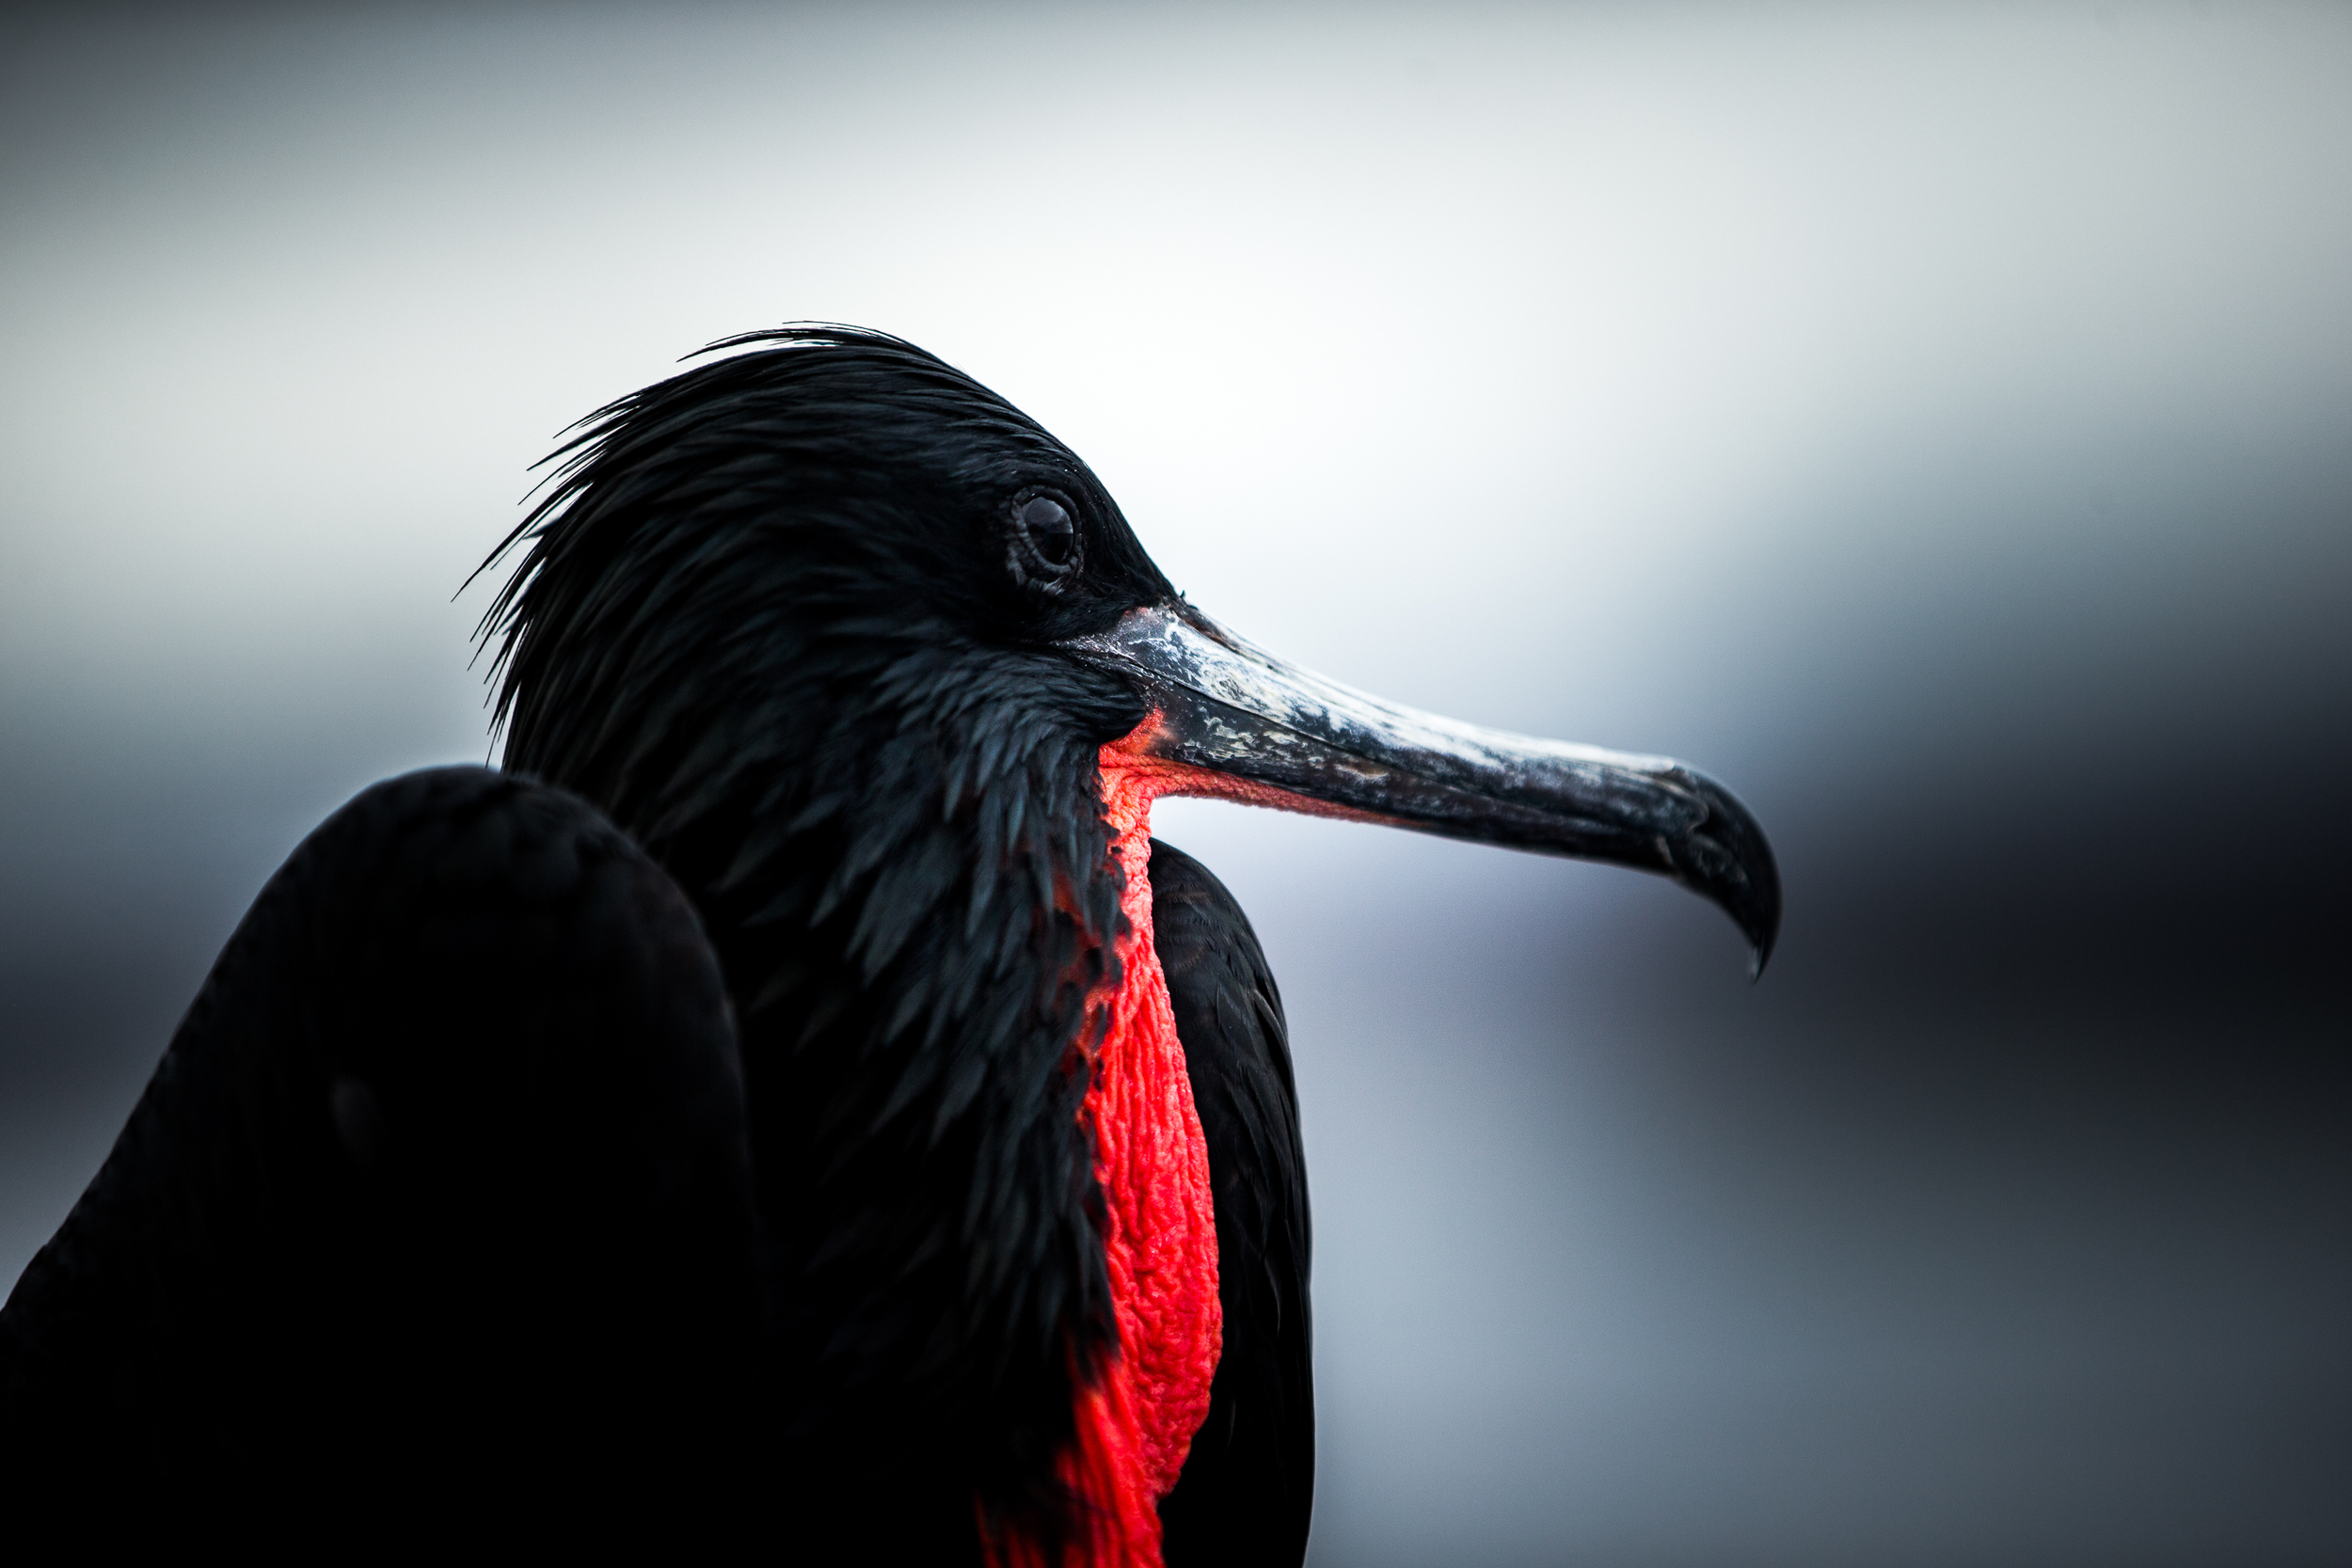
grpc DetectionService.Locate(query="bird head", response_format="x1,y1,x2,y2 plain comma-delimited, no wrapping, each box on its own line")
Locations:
482,325,1777,976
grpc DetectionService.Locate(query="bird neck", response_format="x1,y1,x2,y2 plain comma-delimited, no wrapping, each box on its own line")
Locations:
993,735,1225,1568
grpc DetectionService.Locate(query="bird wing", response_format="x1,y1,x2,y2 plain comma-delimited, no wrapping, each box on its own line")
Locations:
1148,840,1313,1568
0,767,759,1544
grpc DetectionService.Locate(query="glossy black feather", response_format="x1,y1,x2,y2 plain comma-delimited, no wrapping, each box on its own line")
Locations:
0,767,757,1545
480,328,1172,1556
1152,843,1314,1568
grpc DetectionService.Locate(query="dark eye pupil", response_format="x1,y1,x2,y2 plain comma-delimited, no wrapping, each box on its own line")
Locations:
1021,496,1076,567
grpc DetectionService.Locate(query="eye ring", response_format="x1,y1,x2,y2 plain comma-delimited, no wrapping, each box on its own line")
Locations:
1006,488,1082,594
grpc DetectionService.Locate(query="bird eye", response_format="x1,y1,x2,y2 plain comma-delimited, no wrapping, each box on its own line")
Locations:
1009,491,1081,591
1024,498,1076,565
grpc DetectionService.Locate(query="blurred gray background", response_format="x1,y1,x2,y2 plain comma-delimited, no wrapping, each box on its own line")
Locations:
4,3,2346,1563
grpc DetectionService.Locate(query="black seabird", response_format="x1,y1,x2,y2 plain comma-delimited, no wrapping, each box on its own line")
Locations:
0,327,1776,1564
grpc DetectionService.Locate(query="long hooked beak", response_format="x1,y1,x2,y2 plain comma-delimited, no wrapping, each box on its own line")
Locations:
1060,599,1781,975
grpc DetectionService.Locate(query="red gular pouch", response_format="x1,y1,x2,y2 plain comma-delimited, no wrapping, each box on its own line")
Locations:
987,712,1385,1568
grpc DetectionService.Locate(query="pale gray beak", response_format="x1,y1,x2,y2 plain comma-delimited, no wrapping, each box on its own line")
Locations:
1060,599,1781,974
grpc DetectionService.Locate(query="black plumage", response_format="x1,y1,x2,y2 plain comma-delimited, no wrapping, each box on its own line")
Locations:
0,326,1775,1562
1150,846,1311,1567
0,768,758,1548
481,330,1176,1557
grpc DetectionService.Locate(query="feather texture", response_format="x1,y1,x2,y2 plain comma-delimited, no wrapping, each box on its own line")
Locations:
482,327,1180,1554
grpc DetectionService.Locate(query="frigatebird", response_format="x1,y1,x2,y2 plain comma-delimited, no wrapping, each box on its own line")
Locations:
0,327,1776,1562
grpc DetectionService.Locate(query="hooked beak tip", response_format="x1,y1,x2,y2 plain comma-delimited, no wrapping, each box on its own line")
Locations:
1689,777,1780,980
